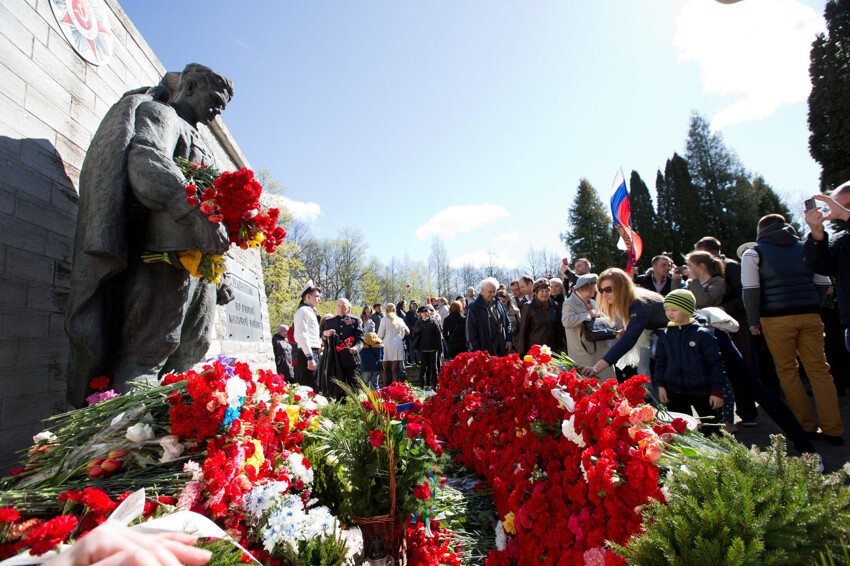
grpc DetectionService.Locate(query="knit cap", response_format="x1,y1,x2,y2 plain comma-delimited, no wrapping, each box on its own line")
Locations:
663,289,696,317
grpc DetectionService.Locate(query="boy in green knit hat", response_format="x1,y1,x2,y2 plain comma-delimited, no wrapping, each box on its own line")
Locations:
654,289,727,435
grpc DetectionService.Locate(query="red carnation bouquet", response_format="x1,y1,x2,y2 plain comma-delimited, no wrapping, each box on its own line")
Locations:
144,158,287,284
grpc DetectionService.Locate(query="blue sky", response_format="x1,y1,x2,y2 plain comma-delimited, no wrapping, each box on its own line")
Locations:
120,0,826,269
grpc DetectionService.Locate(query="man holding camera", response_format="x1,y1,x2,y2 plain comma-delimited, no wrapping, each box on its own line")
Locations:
804,184,850,356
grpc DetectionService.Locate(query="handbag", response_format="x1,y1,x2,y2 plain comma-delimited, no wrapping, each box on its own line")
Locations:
582,317,617,342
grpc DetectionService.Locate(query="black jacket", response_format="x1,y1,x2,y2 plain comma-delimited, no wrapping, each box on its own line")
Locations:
413,317,442,351
635,270,673,296
442,312,467,357
272,332,293,382
805,229,850,324
466,295,511,356
654,322,727,396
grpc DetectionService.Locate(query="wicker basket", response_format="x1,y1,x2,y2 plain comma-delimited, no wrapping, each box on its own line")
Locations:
352,432,403,560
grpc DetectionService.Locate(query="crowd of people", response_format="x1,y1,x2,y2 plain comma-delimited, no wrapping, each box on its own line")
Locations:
276,190,850,454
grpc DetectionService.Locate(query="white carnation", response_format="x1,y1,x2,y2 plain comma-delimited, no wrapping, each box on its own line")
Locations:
561,415,585,447
33,431,57,445
159,435,185,463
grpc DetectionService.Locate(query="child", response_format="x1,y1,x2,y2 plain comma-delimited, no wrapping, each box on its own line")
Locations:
653,289,726,435
360,332,384,390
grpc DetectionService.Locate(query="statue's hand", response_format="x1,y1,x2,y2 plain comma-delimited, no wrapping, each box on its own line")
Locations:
217,281,235,305
187,210,230,254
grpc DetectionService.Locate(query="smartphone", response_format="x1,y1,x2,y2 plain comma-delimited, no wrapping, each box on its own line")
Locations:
562,258,569,266
805,198,817,212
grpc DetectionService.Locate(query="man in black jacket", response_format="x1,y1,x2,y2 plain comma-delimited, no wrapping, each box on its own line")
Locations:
466,277,512,356
804,186,850,352
634,255,674,297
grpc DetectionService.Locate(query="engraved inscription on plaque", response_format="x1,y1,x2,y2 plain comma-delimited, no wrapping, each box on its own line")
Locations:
224,260,264,342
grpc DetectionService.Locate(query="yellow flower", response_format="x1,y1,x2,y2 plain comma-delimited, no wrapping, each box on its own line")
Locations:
244,439,264,471
177,249,203,278
284,404,301,430
503,511,516,535
523,355,533,363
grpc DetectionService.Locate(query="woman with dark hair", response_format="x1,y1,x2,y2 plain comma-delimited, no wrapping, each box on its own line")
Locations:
360,304,375,334
580,268,667,379
518,278,565,356
442,300,467,361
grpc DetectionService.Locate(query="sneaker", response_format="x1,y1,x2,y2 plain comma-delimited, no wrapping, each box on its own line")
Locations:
821,434,845,446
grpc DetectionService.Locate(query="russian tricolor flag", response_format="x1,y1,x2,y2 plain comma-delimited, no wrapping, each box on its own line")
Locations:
610,168,643,275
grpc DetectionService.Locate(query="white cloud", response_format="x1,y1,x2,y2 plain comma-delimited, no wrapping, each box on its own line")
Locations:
263,194,322,222
493,231,520,244
449,250,519,269
673,0,824,129
415,204,510,240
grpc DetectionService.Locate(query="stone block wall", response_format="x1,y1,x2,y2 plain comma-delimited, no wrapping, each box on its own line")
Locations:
0,0,274,470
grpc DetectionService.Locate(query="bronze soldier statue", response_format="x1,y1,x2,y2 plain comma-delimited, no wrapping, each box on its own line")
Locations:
66,64,234,407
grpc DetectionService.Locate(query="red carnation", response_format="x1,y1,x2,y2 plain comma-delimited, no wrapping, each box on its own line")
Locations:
0,508,20,523
88,376,110,392
368,429,385,448
25,515,77,556
412,481,432,501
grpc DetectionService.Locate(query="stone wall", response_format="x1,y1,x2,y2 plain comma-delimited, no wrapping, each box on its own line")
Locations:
0,0,274,469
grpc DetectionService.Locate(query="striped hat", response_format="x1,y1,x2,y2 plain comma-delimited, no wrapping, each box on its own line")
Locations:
663,289,696,316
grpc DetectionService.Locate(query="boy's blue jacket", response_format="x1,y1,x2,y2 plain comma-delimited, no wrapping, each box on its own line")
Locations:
359,346,383,373
653,321,726,396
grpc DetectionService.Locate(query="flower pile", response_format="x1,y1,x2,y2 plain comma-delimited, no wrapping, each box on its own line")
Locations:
424,350,688,565
0,358,337,562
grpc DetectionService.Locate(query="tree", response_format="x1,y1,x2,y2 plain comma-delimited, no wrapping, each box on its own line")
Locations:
809,0,850,191
628,170,659,270
523,247,561,279
685,112,746,244
332,227,368,303
428,238,452,297
655,154,700,259
560,179,620,271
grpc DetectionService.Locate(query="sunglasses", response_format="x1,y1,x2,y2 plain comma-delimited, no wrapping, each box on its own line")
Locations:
599,286,614,295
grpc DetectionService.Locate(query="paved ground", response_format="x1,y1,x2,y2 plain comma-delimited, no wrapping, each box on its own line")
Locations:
733,392,850,473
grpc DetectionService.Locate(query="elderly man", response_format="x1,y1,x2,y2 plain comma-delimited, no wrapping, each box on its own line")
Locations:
743,214,844,445
321,298,365,398
272,324,294,382
66,63,235,406
466,277,512,356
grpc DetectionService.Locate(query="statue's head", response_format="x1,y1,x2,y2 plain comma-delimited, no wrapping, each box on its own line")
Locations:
173,63,234,125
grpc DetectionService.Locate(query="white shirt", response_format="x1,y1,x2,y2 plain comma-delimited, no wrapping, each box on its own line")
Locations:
293,304,321,356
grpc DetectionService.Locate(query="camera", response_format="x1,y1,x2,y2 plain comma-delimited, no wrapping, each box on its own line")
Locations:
805,198,817,212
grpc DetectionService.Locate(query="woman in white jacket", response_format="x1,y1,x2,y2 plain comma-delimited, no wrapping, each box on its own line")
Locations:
377,302,409,384
561,274,615,380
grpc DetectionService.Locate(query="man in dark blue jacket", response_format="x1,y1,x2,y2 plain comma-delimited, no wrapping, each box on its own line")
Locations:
466,277,512,356
743,214,843,445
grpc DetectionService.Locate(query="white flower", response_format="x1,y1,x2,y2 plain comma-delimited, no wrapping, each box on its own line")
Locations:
561,415,585,447
159,435,185,463
183,460,204,481
110,411,126,426
125,423,154,443
33,431,57,445
467,417,474,426
659,485,670,502
540,345,551,356
286,452,314,487
495,521,507,551
225,376,247,409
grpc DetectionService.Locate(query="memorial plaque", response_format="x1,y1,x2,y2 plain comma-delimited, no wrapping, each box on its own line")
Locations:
224,260,264,342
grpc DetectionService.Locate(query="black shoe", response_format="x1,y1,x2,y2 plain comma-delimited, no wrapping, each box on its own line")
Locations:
739,419,758,427
806,431,822,441
821,434,845,446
